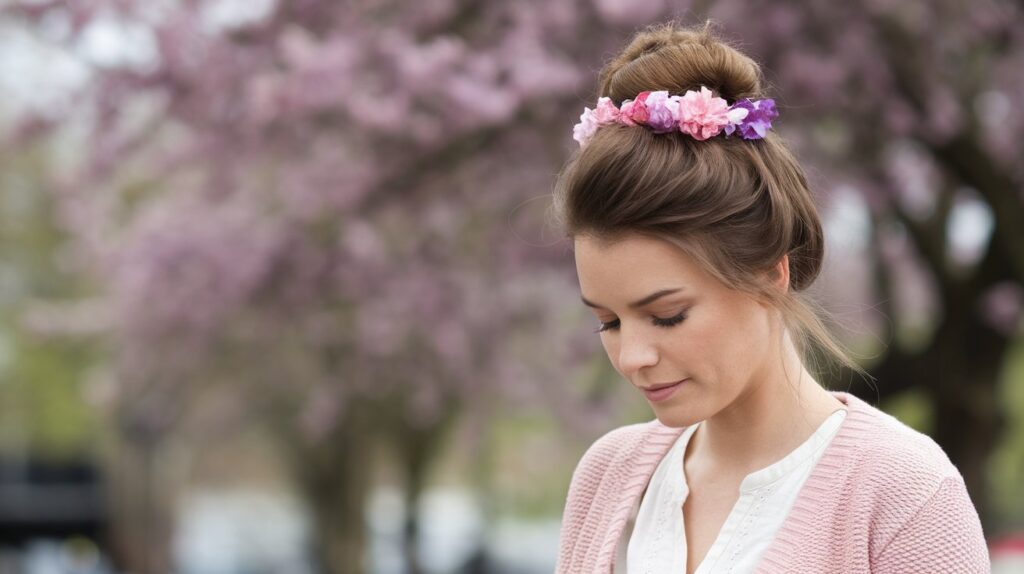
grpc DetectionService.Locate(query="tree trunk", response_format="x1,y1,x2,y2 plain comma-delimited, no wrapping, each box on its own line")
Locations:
394,407,457,574
304,467,372,574
931,387,1000,523
104,433,176,574
927,307,1008,530
290,413,376,574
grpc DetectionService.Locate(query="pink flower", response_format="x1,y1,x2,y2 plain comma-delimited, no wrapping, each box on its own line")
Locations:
593,97,621,124
626,91,651,125
573,97,630,146
678,86,733,141
572,106,599,146
618,99,637,125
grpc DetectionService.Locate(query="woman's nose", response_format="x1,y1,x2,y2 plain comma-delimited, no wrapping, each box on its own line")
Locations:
616,324,659,376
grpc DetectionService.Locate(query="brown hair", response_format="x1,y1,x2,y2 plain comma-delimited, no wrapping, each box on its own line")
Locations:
553,21,865,379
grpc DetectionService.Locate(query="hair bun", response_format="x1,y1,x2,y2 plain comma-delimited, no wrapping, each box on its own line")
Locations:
598,21,764,105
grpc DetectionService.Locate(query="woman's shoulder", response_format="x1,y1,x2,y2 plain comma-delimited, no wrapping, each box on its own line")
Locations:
837,392,967,506
833,393,988,571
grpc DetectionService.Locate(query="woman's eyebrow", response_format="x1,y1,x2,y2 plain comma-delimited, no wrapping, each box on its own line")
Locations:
581,288,684,310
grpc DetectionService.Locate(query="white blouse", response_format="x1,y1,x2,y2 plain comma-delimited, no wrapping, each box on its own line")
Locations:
615,408,847,574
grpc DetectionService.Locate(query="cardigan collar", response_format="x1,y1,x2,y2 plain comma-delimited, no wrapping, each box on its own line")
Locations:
600,391,873,572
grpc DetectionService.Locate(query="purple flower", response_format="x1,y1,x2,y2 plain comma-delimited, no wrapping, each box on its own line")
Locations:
725,98,778,139
644,91,680,133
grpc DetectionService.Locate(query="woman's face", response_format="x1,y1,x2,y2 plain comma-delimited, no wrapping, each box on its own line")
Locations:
574,233,781,428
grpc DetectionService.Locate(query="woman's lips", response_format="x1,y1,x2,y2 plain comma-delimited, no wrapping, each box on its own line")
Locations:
641,379,688,402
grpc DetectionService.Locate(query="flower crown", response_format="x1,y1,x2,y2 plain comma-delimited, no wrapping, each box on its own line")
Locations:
572,86,778,147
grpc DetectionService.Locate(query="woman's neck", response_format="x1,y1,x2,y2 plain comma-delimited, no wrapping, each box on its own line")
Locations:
687,335,846,475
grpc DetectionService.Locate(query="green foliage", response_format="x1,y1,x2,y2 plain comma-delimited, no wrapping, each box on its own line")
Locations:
487,412,572,519
880,387,935,435
0,144,100,461
0,335,99,458
990,338,1024,530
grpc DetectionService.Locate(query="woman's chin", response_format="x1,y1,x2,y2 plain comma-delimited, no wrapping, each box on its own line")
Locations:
650,405,702,429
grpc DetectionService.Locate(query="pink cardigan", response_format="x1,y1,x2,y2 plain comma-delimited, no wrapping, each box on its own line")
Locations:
556,391,990,573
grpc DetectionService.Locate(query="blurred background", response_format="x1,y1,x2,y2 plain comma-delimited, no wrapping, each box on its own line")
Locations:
0,0,1023,572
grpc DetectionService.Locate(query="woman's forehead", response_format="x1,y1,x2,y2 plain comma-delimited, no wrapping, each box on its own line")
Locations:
574,234,711,293
575,234,696,269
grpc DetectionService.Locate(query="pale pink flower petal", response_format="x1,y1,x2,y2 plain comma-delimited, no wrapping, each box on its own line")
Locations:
617,99,637,125
593,97,621,125
678,86,733,141
572,106,599,145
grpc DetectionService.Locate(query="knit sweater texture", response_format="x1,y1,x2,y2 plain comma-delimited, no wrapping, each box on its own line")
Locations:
555,391,990,573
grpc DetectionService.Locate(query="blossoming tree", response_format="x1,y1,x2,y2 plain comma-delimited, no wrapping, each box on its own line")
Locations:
5,0,1023,570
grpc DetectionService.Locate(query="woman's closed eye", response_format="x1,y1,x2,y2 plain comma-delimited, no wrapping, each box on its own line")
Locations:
594,310,688,333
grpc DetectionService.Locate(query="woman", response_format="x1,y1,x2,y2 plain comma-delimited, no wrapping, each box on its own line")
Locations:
552,21,989,573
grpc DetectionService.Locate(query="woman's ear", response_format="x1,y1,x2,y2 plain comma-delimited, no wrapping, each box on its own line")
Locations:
771,254,791,293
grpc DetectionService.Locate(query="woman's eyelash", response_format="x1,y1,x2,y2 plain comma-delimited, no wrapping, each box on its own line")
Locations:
652,311,687,327
594,311,688,333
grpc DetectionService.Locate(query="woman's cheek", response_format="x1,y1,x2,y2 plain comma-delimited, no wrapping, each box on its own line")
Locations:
600,338,619,371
